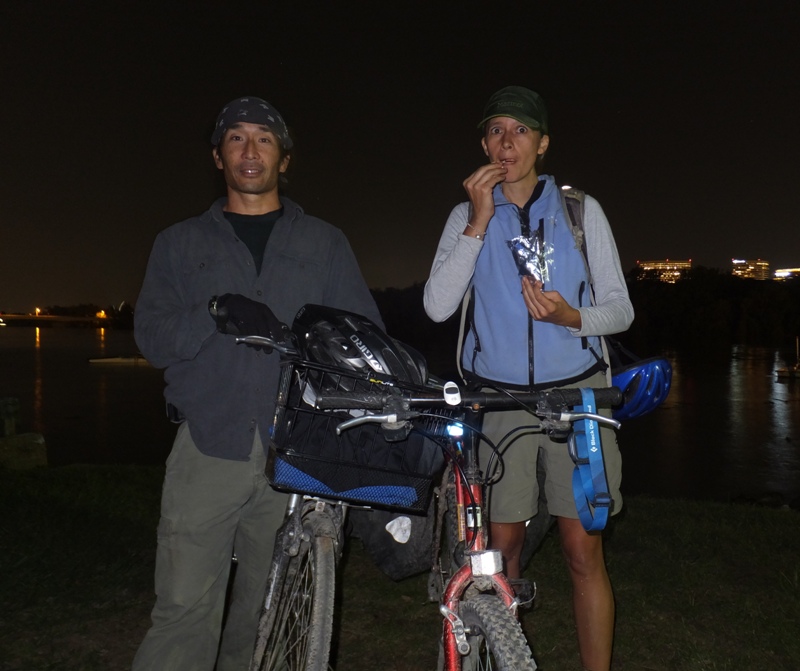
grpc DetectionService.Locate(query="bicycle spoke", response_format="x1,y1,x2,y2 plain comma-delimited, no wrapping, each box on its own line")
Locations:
257,531,335,671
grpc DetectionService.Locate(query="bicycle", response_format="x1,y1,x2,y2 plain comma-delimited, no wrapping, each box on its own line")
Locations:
243,305,455,671
319,380,621,671
239,304,621,671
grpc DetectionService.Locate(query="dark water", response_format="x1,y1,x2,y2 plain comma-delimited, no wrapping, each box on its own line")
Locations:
616,345,800,505
2,327,799,504
0,327,174,466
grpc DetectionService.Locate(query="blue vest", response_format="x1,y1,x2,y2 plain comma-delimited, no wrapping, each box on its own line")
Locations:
462,176,601,387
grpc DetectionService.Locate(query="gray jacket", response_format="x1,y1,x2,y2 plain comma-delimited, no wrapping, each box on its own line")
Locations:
135,197,382,460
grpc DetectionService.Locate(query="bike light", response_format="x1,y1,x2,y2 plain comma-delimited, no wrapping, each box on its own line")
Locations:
446,423,464,438
443,381,461,405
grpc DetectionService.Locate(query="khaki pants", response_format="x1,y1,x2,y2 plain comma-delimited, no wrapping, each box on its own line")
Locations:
132,423,289,671
484,370,623,522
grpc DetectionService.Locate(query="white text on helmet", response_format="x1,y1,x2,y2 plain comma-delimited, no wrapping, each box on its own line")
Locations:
349,334,385,373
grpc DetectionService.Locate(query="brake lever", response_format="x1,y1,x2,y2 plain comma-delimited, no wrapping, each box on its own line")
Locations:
235,335,300,356
335,413,399,435
559,411,621,431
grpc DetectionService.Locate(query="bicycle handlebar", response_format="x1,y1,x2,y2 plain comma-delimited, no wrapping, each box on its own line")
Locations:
315,386,622,412
232,332,622,432
322,385,623,435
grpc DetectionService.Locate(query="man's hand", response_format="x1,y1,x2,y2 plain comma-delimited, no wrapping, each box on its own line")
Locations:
209,294,289,345
521,277,582,329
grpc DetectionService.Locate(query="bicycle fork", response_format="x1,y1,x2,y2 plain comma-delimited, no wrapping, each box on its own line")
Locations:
441,474,518,669
440,550,518,667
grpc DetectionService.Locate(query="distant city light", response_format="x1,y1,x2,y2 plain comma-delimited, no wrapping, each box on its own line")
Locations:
731,259,770,280
636,259,692,283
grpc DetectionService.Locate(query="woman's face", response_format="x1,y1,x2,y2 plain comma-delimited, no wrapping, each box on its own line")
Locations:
481,116,550,186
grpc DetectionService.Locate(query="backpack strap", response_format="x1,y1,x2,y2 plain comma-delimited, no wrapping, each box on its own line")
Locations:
456,285,471,383
559,186,612,375
456,284,482,384
559,187,592,288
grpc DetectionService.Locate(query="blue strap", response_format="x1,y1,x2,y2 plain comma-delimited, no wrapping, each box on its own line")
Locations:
569,388,612,531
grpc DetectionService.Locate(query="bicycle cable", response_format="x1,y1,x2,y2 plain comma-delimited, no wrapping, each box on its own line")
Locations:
484,423,543,486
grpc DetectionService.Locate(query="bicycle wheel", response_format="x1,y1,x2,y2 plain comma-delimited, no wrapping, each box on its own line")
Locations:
252,529,336,671
458,595,538,671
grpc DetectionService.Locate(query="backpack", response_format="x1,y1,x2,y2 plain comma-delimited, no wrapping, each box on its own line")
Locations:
557,188,646,374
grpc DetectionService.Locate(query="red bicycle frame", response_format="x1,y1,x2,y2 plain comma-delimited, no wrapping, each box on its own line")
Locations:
438,419,520,669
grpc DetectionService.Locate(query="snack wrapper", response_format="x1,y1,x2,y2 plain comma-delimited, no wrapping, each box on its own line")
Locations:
506,236,553,283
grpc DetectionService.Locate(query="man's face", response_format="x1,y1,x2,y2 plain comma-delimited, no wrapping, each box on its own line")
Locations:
481,116,549,184
213,122,290,197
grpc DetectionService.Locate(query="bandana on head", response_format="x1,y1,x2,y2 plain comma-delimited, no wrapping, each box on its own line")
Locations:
211,96,293,149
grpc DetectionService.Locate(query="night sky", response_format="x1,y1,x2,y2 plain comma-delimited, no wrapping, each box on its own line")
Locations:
3,1,799,314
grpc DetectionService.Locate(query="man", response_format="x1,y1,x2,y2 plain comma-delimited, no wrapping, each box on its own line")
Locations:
132,96,382,670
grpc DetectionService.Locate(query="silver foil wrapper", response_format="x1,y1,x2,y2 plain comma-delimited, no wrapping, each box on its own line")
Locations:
506,236,553,283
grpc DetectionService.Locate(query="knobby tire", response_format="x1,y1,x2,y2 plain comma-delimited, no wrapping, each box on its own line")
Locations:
458,595,538,671
251,531,336,671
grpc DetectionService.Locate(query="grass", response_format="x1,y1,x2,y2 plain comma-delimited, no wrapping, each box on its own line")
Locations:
1,465,799,670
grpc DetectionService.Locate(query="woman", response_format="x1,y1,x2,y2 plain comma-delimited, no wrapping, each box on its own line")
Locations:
424,86,634,671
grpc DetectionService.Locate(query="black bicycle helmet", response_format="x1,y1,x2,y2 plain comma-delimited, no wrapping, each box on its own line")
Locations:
292,304,429,388
611,357,672,420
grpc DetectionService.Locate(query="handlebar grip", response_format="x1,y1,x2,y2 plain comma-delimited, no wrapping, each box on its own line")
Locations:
546,387,622,408
593,387,623,407
315,392,387,410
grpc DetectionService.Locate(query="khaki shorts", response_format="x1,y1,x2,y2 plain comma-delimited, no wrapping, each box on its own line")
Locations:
482,370,623,522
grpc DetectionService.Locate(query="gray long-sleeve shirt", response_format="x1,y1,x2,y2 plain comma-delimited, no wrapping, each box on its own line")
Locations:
424,190,633,383
135,197,382,460
424,194,633,337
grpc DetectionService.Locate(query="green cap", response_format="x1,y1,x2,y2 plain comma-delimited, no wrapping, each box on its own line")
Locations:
478,86,549,135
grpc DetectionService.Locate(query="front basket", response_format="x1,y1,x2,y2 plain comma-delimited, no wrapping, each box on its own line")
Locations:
267,360,453,513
